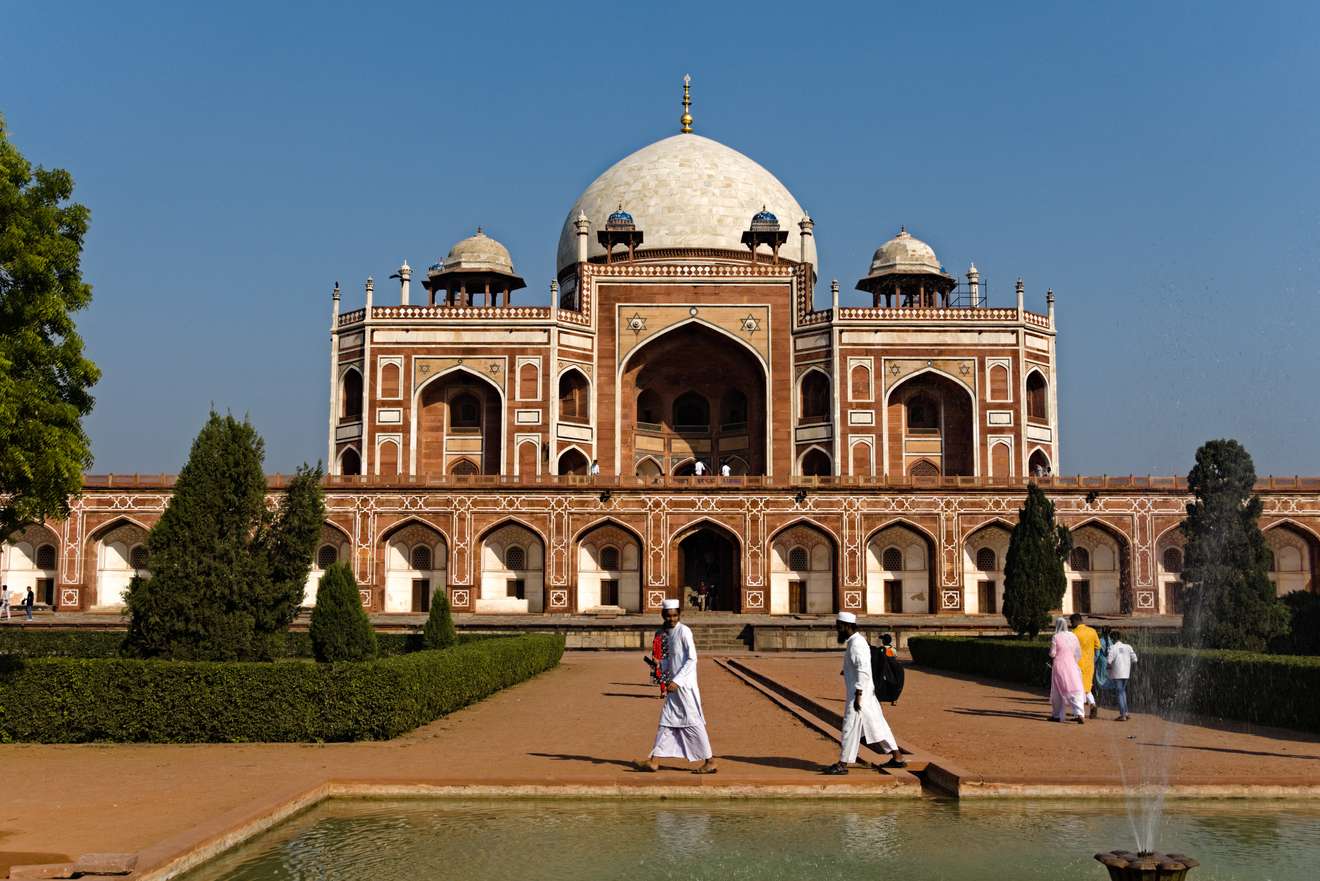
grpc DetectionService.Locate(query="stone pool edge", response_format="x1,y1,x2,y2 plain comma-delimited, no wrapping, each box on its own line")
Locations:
130,780,920,881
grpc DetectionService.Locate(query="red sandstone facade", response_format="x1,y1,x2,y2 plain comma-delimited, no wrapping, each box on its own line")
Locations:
4,114,1317,617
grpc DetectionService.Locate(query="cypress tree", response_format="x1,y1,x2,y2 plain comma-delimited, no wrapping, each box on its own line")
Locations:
251,464,325,658
309,562,378,662
123,413,325,660
1002,483,1072,638
1180,439,1289,650
124,412,268,660
422,586,457,650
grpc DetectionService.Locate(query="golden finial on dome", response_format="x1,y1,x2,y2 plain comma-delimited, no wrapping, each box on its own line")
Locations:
680,73,693,134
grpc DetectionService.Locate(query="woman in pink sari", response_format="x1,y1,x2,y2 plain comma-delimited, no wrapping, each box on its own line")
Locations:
1048,616,1086,724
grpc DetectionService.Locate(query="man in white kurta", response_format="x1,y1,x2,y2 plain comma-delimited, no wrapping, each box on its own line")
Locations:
825,612,904,774
639,599,718,773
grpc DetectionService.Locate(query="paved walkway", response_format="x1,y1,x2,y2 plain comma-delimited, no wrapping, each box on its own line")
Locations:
745,655,1320,791
2,651,1317,878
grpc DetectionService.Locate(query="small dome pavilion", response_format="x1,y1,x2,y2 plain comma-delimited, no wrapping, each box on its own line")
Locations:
855,227,956,308
423,228,526,307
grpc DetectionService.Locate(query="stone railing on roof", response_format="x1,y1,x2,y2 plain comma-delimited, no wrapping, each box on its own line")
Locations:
834,305,1051,325
368,305,553,321
77,473,1320,493
336,308,366,327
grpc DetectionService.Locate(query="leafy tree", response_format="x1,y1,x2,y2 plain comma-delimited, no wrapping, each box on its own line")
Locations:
0,115,101,538
123,412,324,660
422,586,457,650
1003,483,1072,638
309,563,377,662
1180,439,1289,651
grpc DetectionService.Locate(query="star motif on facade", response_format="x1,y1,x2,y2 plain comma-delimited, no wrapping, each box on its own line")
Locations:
626,313,647,334
889,364,901,376
488,362,500,374
958,362,971,376
740,315,761,334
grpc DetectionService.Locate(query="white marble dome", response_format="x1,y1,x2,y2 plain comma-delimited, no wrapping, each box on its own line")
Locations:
556,134,814,271
866,227,942,277
441,228,518,275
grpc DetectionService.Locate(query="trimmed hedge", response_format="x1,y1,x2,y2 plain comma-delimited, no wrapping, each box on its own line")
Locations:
0,633,564,743
0,630,127,659
0,629,484,660
908,636,1320,733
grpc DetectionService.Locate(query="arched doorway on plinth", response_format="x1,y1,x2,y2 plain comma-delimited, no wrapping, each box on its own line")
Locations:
672,521,741,613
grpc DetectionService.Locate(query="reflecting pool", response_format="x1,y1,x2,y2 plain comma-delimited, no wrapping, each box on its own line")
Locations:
180,799,1320,881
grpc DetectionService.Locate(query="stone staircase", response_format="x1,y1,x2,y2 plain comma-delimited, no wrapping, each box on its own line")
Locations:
688,622,754,653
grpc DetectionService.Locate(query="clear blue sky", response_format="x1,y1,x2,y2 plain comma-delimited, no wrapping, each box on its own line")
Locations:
4,1,1317,476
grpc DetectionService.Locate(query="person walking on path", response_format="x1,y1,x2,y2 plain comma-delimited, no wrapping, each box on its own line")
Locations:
824,612,904,774
1049,616,1086,724
1106,629,1139,721
23,587,35,621
1,584,10,620
638,598,718,774
1071,613,1102,718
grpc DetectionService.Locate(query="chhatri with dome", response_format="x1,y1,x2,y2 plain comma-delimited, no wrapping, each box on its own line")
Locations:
33,78,1316,620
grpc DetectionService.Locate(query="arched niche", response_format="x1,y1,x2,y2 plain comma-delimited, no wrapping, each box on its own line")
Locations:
621,322,768,476
962,522,1012,615
416,367,504,476
576,521,643,612
768,522,836,615
480,522,545,613
867,522,935,614
381,520,448,613
887,370,974,477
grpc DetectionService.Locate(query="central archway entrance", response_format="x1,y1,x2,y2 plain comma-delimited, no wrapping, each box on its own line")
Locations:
673,523,741,612
621,323,767,477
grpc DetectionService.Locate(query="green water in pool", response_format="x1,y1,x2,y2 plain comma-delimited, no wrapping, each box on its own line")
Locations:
179,798,1320,881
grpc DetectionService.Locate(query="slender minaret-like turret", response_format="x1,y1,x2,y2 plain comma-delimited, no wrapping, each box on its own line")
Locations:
574,211,590,263
966,263,980,307
799,215,814,266
391,261,411,305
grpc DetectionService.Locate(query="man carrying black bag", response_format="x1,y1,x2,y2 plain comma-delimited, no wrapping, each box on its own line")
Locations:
872,633,905,705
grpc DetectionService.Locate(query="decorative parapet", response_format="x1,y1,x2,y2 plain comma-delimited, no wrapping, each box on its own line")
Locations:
337,308,366,327
75,472,1320,492
831,305,1052,327
369,305,552,321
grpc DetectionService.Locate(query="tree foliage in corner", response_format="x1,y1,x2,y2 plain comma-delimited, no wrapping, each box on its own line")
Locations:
123,412,324,660
1003,483,1072,638
0,115,101,538
422,586,457,650
309,562,378,662
1180,439,1289,651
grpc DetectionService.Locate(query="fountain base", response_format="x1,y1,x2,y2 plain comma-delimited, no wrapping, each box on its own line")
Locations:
1095,850,1199,881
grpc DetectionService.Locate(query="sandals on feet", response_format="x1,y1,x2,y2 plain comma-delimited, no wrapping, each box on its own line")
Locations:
823,763,850,776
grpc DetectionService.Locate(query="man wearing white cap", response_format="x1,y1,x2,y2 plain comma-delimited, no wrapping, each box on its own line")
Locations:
824,611,904,774
638,598,718,774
